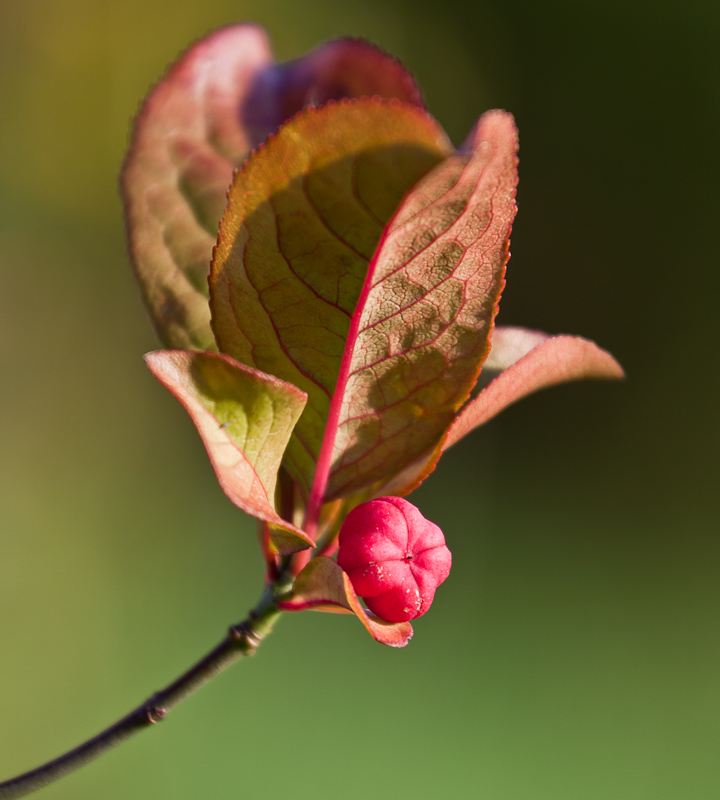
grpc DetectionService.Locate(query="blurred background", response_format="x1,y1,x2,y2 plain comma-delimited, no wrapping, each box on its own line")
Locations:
0,1,718,798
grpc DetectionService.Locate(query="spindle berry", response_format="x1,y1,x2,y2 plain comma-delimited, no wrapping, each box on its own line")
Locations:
337,497,452,623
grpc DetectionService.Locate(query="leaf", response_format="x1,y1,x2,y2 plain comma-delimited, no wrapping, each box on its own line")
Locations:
443,329,625,449
242,36,424,151
373,327,624,496
210,98,452,498
145,350,314,554
481,325,551,371
123,25,274,351
122,24,424,352
278,556,413,647
324,109,519,500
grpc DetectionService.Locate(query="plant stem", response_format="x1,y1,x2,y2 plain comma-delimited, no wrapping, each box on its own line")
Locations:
0,575,292,799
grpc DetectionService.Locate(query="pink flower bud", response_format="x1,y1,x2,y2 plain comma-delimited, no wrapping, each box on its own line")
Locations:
337,497,452,623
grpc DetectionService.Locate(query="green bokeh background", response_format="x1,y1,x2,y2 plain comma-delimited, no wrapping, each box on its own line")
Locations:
1,1,718,798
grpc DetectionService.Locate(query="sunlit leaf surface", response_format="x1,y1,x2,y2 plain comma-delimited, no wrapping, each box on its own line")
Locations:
374,326,624,496
444,329,625,449
326,110,519,499
210,98,451,497
145,350,314,554
122,24,424,352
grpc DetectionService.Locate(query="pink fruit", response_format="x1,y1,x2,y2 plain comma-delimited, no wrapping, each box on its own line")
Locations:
337,497,452,623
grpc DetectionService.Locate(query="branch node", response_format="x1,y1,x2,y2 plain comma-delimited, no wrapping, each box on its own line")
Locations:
229,621,261,653
146,706,167,724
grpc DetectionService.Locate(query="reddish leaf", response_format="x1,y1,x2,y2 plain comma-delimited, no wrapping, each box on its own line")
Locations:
123,25,273,350
145,350,314,554
278,556,413,647
122,24,424,352
444,328,625,449
321,110,519,502
374,326,624,496
368,446,445,499
242,36,424,150
210,99,451,499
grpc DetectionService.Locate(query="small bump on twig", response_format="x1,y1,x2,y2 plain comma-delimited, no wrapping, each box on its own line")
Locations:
145,706,167,724
229,621,262,653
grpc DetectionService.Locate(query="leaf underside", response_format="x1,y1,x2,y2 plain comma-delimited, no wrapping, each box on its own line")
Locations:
374,327,625,497
241,36,424,151
325,109,519,500
122,24,424,352
279,556,413,647
210,98,452,498
443,330,625,449
145,350,313,554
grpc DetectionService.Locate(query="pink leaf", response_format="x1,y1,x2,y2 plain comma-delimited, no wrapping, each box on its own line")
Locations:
373,328,624,496
123,25,274,350
278,556,413,647
321,110,519,502
122,24,424,351
444,330,625,449
145,350,314,554
242,36,424,150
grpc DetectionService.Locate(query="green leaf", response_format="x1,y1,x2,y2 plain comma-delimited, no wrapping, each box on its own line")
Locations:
324,110,519,499
210,98,452,498
278,556,413,647
145,350,314,554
